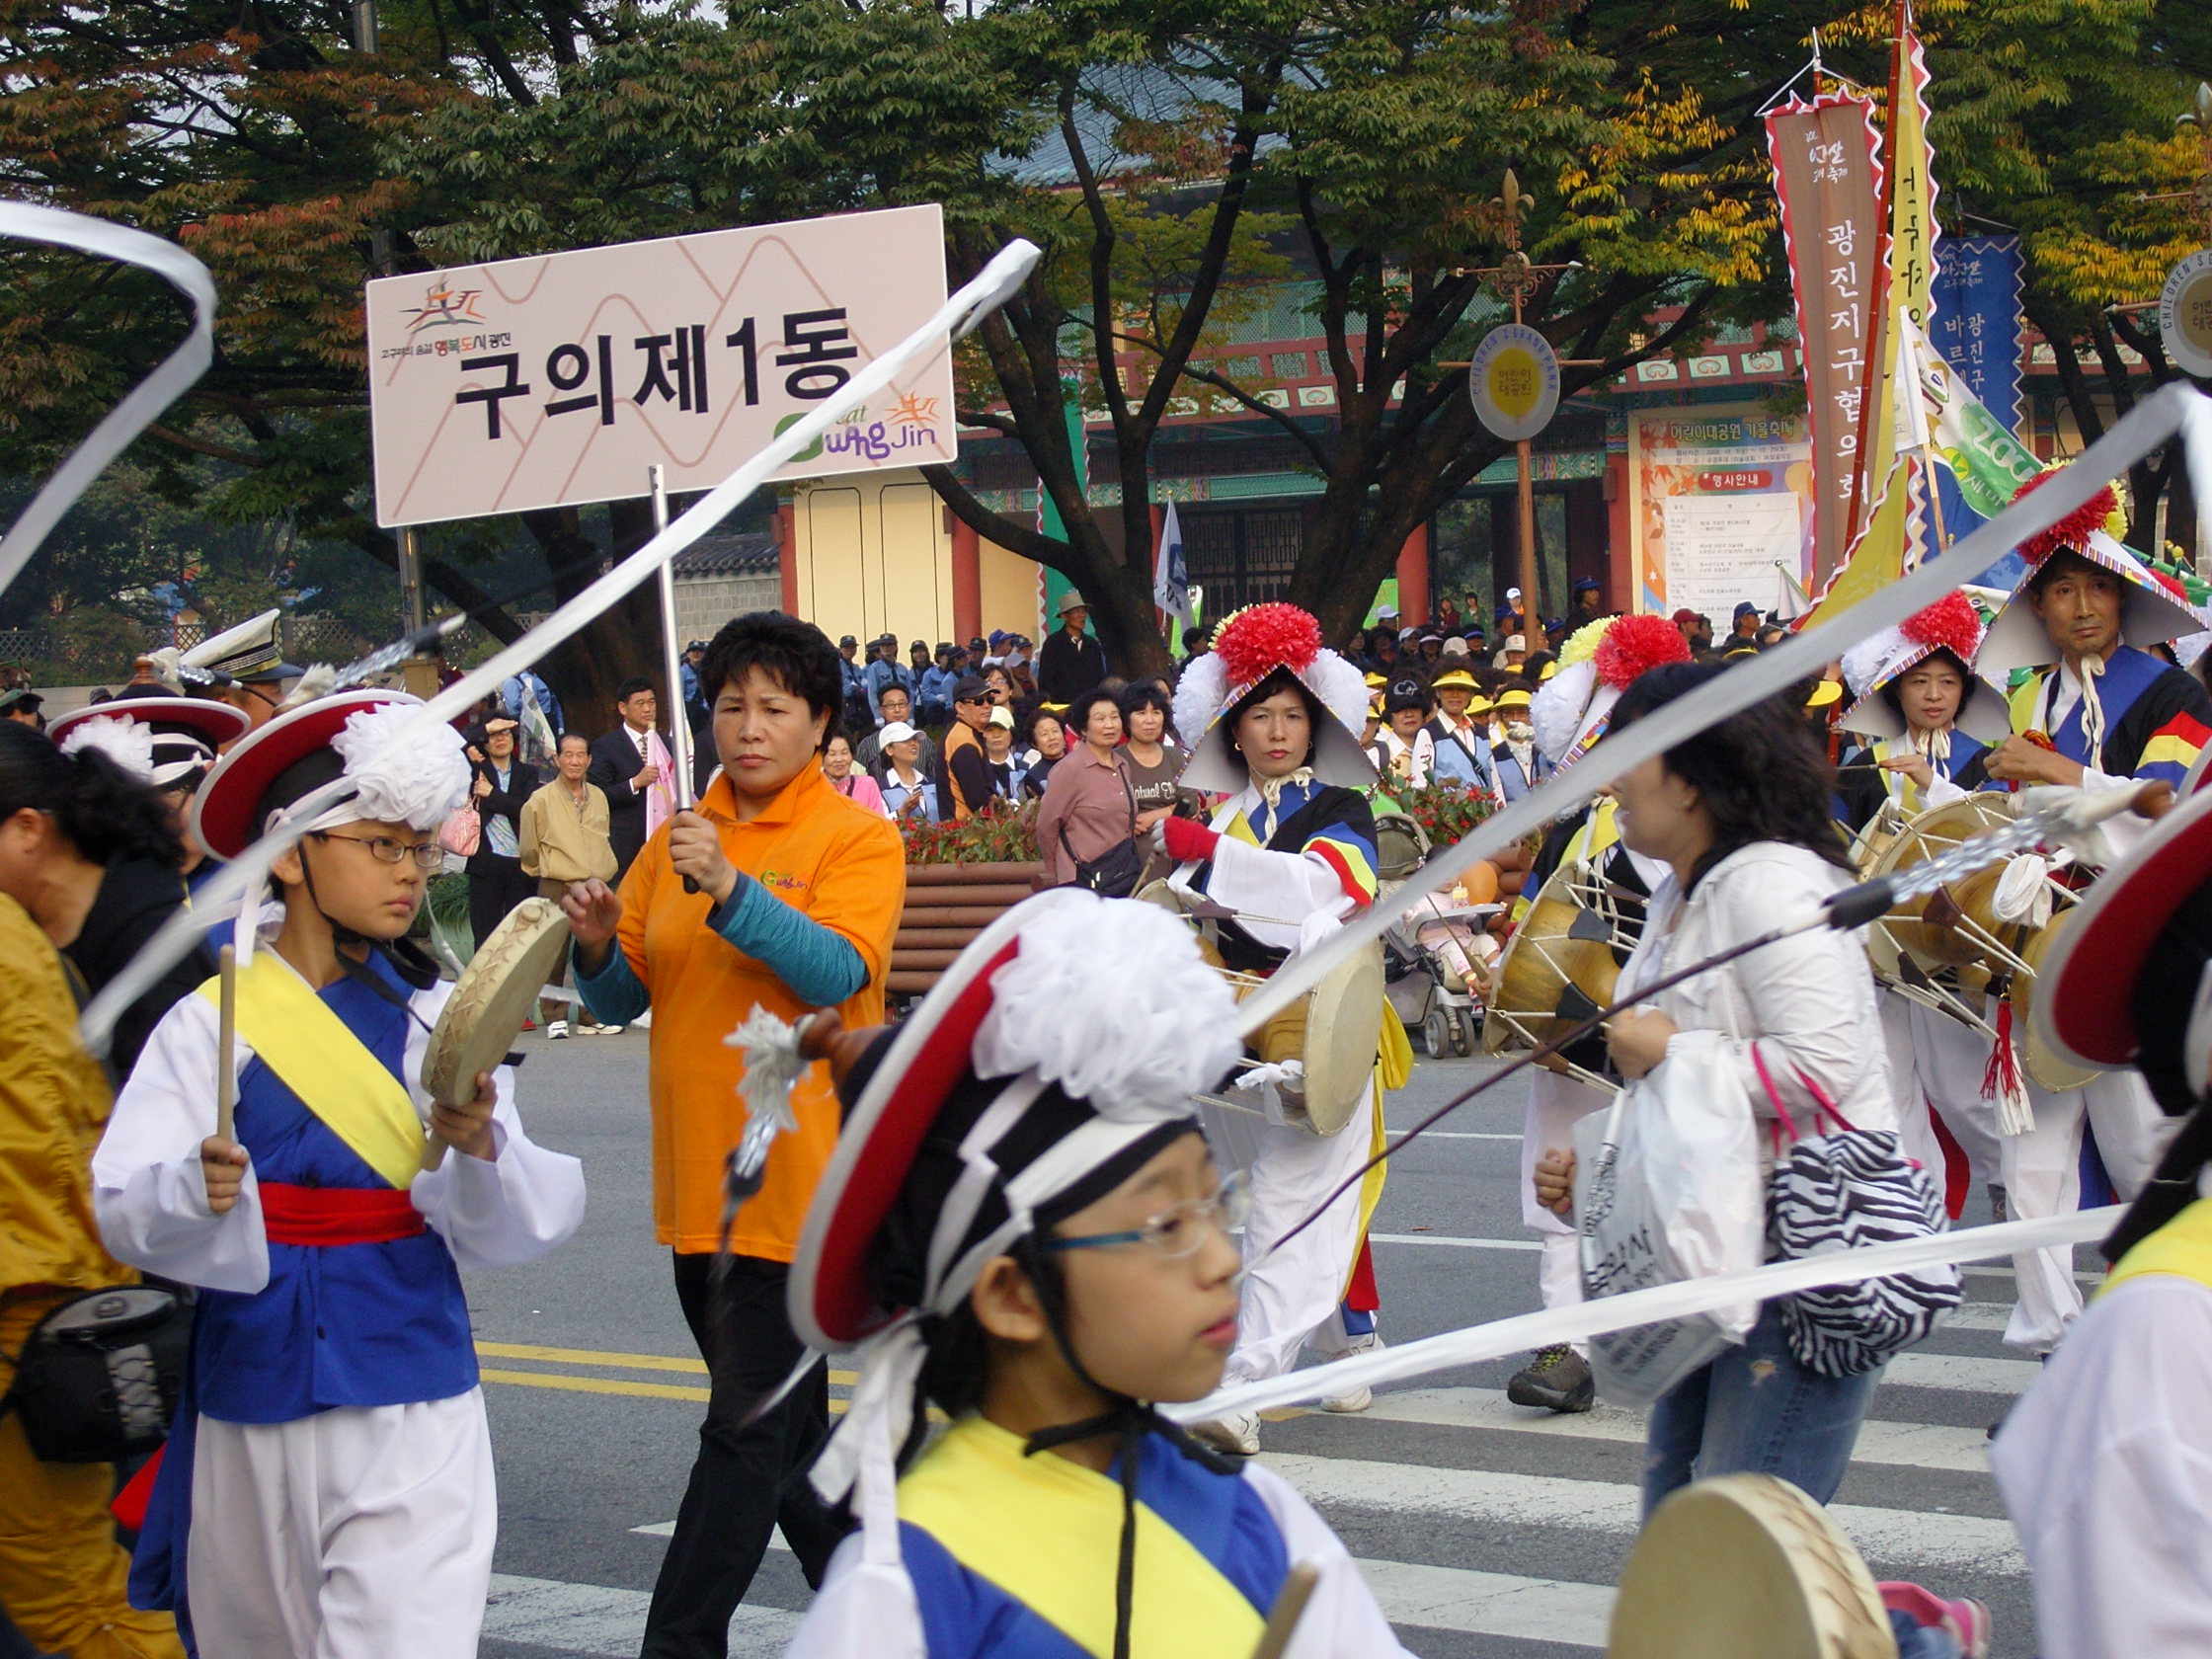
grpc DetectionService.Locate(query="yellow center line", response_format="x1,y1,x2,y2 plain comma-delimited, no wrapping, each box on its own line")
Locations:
476,1340,855,1384
481,1369,877,1416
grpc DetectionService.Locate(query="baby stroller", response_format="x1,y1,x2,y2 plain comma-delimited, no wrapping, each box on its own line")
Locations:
1373,810,1501,1059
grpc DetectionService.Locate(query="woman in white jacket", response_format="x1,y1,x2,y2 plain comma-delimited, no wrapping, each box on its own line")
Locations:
1536,662,1898,1515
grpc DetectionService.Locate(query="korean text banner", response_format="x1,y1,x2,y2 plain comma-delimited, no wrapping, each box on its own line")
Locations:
1765,95,1884,590
365,203,956,527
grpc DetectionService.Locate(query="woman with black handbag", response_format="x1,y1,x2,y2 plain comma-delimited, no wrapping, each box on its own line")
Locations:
0,723,187,1659
1035,686,1142,896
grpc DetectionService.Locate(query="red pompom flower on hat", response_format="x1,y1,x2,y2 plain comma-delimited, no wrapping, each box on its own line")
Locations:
2012,471,2119,565
1213,602,1321,688
1594,612,1692,690
1900,591,1983,661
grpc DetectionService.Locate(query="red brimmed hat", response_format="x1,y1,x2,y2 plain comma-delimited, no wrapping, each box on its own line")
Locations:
50,695,247,753
191,689,470,860
2034,788,2212,1069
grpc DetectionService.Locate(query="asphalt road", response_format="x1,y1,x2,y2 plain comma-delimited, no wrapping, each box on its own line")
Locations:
468,1027,2050,1658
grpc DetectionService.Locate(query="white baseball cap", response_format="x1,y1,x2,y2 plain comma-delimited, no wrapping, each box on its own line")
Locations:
878,721,919,744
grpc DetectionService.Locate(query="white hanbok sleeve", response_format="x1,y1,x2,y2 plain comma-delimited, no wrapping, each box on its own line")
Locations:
405,981,587,1270
1193,796,1366,958
1992,1274,2212,1659
93,992,271,1294
778,1535,926,1659
1240,1461,1419,1657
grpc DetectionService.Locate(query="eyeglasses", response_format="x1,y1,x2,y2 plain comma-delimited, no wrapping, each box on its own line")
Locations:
1040,1170,1250,1260
310,831,440,868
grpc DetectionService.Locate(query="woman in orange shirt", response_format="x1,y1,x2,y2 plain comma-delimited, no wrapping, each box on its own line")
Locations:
564,612,904,1659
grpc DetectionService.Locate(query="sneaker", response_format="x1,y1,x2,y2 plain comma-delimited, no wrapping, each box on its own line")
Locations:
1187,1410,1260,1457
520,1018,537,1032
1987,1181,2009,1224
632,1008,653,1030
1879,1583,1992,1658
595,1024,624,1036
1320,1332,1384,1413
1506,1344,1594,1413
547,1019,570,1041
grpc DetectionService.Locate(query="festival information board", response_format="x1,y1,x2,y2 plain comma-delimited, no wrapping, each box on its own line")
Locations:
365,204,955,527
1627,406,1814,618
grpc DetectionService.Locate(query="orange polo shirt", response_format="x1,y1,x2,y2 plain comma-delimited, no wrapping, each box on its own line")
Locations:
616,759,905,1258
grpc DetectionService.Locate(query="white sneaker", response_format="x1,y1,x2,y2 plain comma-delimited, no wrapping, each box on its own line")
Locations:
632,1008,653,1030
547,1019,570,1040
1320,1332,1383,1413
1188,1410,1260,1457
595,1024,624,1036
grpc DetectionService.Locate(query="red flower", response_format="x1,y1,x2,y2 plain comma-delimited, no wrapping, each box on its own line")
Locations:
1594,612,1692,690
1213,603,1321,689
2012,471,2119,565
1900,591,1983,660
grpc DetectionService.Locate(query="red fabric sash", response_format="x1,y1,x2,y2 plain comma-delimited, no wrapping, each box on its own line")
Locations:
260,1182,426,1246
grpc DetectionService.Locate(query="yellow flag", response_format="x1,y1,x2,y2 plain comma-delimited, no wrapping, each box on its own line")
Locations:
1861,28,1938,545
1806,454,1912,627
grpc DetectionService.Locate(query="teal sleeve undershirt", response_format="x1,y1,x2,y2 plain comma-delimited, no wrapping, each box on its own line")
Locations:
575,872,867,1020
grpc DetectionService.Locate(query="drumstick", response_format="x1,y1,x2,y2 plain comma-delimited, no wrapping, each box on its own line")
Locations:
215,943,237,1145
1249,1562,1319,1659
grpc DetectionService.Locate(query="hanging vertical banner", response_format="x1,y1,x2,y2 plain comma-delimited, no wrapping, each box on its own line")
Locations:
1930,236,2022,434
1766,93,1885,589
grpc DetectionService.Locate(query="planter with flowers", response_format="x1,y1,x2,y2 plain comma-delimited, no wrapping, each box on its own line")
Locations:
891,804,1046,997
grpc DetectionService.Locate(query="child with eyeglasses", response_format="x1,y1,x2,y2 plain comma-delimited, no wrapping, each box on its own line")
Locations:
782,889,1409,1659
92,691,586,1657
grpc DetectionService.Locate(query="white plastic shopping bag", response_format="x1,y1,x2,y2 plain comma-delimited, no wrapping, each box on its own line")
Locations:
1573,1029,1765,1408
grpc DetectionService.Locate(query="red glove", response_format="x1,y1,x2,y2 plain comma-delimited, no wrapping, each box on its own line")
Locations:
1160,815,1221,863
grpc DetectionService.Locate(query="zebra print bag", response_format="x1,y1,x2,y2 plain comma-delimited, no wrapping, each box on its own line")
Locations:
1754,1051,1962,1378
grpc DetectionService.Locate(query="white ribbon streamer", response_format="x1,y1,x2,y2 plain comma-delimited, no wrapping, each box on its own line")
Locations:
0,204,217,601
1168,1210,2111,1423
1232,383,2212,1041
78,237,1043,1055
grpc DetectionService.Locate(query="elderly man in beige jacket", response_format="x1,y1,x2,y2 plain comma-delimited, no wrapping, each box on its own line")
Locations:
519,730,619,1037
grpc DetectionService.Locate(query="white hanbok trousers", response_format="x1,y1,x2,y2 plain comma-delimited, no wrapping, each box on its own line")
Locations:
1224,1087,1377,1386
1878,994,2004,1197
1521,1068,1612,1353
188,1389,496,1659
2001,1070,2172,1353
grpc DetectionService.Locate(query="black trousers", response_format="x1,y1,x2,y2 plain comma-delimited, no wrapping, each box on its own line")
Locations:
639,1253,846,1659
466,853,535,951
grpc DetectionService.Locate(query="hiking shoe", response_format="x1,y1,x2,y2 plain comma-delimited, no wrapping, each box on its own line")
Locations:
1320,1332,1384,1413
1187,1410,1260,1457
1987,1181,2009,1224
547,1019,570,1040
1506,1344,1594,1413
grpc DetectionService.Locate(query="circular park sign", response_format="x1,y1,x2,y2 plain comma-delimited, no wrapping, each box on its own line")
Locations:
1467,322,1561,443
2160,249,2212,381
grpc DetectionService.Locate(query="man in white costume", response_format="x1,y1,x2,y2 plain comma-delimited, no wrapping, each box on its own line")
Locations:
94,689,586,1657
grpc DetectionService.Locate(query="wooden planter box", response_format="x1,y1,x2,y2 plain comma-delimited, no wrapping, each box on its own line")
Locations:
890,860,1048,997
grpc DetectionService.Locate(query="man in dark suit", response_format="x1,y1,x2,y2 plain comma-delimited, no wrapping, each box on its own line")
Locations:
585,676,665,880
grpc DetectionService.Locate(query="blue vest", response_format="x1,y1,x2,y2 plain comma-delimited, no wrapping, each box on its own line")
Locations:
2047,646,2167,768
193,954,476,1423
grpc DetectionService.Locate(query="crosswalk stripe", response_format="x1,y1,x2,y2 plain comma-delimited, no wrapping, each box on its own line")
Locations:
1258,1453,2026,1576
1370,1232,1541,1252
1346,1386,1993,1472
1355,1557,1614,1646
1882,1352,2043,1393
483,1572,797,1657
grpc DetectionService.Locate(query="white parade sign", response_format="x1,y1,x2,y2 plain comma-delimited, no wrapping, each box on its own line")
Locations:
364,203,956,527
2161,248,2212,381
1466,322,1560,443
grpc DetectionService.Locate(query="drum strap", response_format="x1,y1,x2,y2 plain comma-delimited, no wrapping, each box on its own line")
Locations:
195,952,425,1190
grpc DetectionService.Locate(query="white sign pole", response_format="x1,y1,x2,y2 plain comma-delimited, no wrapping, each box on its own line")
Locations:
648,464,694,809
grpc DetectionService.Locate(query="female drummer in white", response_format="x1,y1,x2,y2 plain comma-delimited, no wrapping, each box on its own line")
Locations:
1834,593,2009,1219
92,692,586,1659
1155,605,1386,1458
